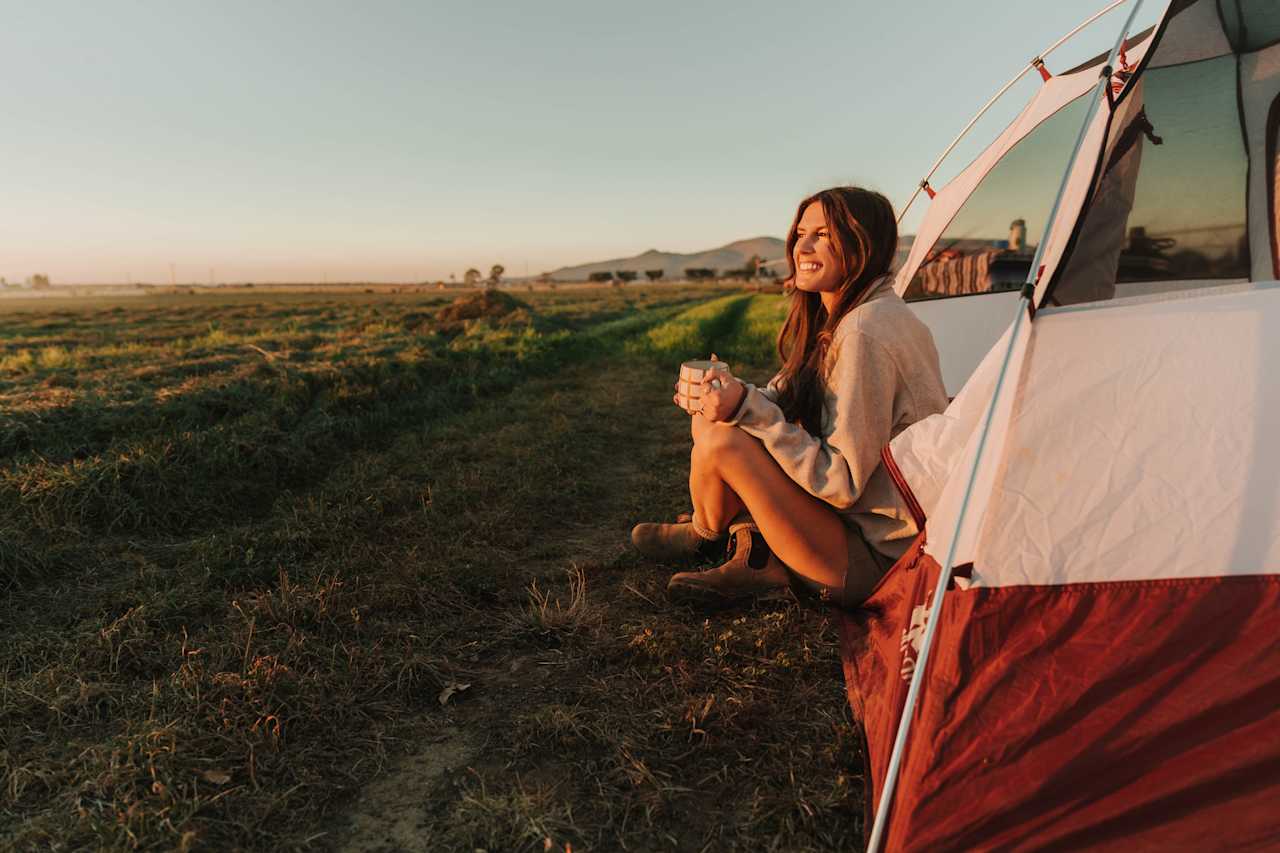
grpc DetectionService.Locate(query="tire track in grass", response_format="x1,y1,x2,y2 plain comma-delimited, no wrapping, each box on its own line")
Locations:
2,290,861,853
627,292,754,364
0,295,739,592
334,291,865,853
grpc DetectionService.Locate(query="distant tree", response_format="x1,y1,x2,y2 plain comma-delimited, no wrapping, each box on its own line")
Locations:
644,269,664,282
745,254,764,279
588,271,613,283
537,271,553,285
463,268,482,287
615,270,638,283
684,268,717,281
30,274,51,290
488,264,505,288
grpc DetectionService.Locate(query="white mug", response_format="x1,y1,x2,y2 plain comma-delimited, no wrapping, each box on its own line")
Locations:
676,358,729,413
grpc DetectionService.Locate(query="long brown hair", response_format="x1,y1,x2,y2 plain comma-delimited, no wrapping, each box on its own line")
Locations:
773,187,898,435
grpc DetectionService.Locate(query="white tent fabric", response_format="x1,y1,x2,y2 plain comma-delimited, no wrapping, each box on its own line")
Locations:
862,3,1280,849
900,292,1021,396
885,323,1014,549
891,281,1280,584
889,311,1029,572
974,283,1280,586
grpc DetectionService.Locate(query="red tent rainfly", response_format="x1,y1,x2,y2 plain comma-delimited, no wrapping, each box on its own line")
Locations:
852,1,1280,849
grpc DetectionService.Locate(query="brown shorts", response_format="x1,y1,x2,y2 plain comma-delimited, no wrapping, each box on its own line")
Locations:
787,521,893,610
842,521,895,606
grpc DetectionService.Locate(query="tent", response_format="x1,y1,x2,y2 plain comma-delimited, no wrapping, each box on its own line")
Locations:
847,1,1280,849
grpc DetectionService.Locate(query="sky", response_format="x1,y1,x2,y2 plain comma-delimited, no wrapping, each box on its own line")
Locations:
2,1,1167,284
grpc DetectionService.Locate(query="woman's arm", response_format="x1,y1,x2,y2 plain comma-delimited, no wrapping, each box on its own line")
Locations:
726,328,902,510
747,375,782,405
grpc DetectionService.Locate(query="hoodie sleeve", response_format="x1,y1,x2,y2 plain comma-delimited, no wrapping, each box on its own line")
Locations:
726,327,902,510
736,373,781,406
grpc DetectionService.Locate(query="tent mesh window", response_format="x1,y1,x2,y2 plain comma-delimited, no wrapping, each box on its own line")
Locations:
902,94,1089,302
1049,53,1250,306
1220,0,1280,54
1268,93,1280,277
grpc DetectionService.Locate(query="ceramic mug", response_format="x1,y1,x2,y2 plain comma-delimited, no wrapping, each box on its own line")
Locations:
676,358,729,413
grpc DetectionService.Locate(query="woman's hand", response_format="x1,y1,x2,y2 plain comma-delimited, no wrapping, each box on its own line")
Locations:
696,366,745,422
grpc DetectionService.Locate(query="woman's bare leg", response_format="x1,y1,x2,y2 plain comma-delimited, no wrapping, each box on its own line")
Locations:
689,440,744,535
688,417,849,588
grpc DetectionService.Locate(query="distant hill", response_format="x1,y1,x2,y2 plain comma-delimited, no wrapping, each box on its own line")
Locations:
547,236,785,282
547,234,919,282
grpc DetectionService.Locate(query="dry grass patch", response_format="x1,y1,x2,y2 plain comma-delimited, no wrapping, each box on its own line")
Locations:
1,285,865,851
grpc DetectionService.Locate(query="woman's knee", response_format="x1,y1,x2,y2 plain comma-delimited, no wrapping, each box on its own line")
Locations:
693,419,749,455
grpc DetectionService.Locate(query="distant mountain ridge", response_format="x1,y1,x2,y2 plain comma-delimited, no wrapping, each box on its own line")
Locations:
547,234,918,282
547,236,785,281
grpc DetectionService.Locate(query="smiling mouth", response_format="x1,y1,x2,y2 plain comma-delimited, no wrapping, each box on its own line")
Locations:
798,261,823,272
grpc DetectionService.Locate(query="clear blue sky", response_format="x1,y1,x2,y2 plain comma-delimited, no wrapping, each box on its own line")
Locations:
2,1,1164,284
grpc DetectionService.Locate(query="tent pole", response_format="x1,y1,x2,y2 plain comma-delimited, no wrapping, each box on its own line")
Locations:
863,295,1029,853
896,0,1131,225
866,2,1150,850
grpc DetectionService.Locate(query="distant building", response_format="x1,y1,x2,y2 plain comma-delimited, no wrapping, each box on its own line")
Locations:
1009,219,1027,252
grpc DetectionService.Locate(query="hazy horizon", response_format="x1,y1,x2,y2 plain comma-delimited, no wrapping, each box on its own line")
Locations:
4,1,1165,285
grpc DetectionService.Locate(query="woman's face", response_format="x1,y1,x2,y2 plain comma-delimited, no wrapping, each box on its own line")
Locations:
792,202,843,294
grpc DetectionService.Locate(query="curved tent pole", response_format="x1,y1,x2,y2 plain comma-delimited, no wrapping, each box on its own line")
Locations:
865,2,1150,851
896,0,1131,226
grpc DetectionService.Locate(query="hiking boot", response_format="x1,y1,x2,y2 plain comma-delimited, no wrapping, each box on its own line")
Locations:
666,522,790,607
630,518,726,564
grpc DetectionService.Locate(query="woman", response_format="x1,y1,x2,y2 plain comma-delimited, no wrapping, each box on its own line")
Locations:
631,186,948,607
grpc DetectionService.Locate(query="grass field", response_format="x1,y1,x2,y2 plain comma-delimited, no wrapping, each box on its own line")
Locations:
1,284,867,851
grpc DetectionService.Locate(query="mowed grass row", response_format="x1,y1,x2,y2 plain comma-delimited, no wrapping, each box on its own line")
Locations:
0,288,728,587
0,287,835,851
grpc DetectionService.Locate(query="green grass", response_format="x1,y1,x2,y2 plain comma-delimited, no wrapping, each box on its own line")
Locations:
1,284,864,851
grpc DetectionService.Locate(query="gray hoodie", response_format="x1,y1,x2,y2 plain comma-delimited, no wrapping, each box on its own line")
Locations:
728,275,948,564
